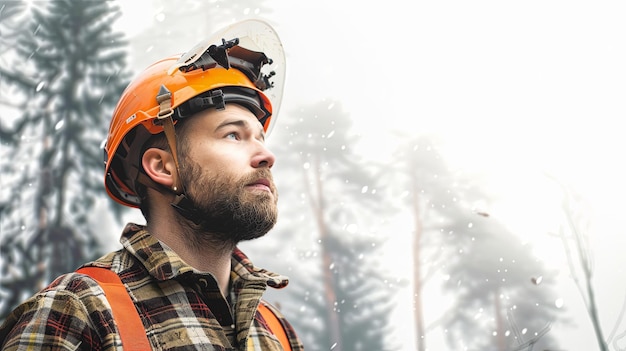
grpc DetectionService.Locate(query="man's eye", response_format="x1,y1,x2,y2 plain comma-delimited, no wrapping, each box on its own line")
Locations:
226,132,238,140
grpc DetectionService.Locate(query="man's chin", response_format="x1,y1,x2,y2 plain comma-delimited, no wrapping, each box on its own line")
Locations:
233,218,277,243
242,191,278,206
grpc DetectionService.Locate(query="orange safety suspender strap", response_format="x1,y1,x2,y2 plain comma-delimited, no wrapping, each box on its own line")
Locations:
258,302,293,351
76,267,151,350
77,267,292,351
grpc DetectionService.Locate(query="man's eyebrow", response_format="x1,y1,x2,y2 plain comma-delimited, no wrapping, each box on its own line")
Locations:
215,119,266,140
215,119,248,131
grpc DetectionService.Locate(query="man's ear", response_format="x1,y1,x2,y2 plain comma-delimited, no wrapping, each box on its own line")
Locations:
142,148,177,188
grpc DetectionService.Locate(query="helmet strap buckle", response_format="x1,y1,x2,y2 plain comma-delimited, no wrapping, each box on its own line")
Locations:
171,193,202,224
155,85,185,195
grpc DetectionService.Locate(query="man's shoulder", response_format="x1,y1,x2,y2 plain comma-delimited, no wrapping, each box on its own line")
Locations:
1,251,126,334
16,267,117,311
0,270,117,350
0,247,137,350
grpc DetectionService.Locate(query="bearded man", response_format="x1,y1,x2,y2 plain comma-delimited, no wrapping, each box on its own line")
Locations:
0,20,303,351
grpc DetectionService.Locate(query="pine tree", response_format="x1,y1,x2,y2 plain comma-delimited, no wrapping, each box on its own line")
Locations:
269,99,397,351
0,1,29,122
393,135,562,350
0,0,130,320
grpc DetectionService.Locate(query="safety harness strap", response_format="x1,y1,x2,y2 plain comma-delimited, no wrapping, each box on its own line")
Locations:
258,302,293,351
76,267,150,350
77,267,292,351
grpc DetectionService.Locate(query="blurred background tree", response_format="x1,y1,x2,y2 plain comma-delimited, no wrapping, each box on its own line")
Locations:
0,0,130,319
551,178,609,351
391,135,563,350
262,99,398,351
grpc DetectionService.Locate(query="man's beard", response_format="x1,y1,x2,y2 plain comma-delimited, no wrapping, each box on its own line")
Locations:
178,158,278,250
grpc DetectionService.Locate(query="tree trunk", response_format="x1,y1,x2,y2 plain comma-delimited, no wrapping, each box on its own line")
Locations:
410,161,426,351
575,229,608,351
494,288,506,351
304,155,343,350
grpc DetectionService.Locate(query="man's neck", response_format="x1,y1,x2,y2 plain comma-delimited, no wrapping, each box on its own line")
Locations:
146,215,234,296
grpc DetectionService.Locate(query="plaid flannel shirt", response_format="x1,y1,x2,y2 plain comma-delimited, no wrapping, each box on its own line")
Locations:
0,223,303,351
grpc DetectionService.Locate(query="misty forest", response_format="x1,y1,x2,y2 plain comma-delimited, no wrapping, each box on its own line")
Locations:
1,1,625,350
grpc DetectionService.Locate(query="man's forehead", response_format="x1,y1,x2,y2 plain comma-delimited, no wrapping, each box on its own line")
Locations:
192,104,265,134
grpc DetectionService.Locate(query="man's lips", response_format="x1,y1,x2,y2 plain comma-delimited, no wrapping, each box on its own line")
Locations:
247,178,272,192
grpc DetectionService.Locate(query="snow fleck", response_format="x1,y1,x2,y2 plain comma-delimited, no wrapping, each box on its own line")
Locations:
555,298,564,308
346,223,358,233
36,81,46,92
54,119,64,131
303,162,310,169
361,186,368,193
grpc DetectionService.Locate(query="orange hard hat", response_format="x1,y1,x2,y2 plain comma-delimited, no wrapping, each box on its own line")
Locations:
104,19,285,208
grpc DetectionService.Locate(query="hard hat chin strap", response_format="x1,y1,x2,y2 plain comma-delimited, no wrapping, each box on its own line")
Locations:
155,85,203,224
170,194,203,224
155,85,183,193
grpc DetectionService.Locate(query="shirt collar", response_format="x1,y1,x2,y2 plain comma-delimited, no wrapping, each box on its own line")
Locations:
231,247,290,289
119,223,290,288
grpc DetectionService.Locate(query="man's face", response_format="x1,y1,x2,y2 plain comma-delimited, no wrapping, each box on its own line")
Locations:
178,103,278,246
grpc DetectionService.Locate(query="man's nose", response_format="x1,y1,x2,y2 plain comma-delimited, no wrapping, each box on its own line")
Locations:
252,143,276,168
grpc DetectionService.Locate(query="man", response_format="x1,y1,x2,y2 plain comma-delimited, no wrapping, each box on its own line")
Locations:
0,19,303,350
